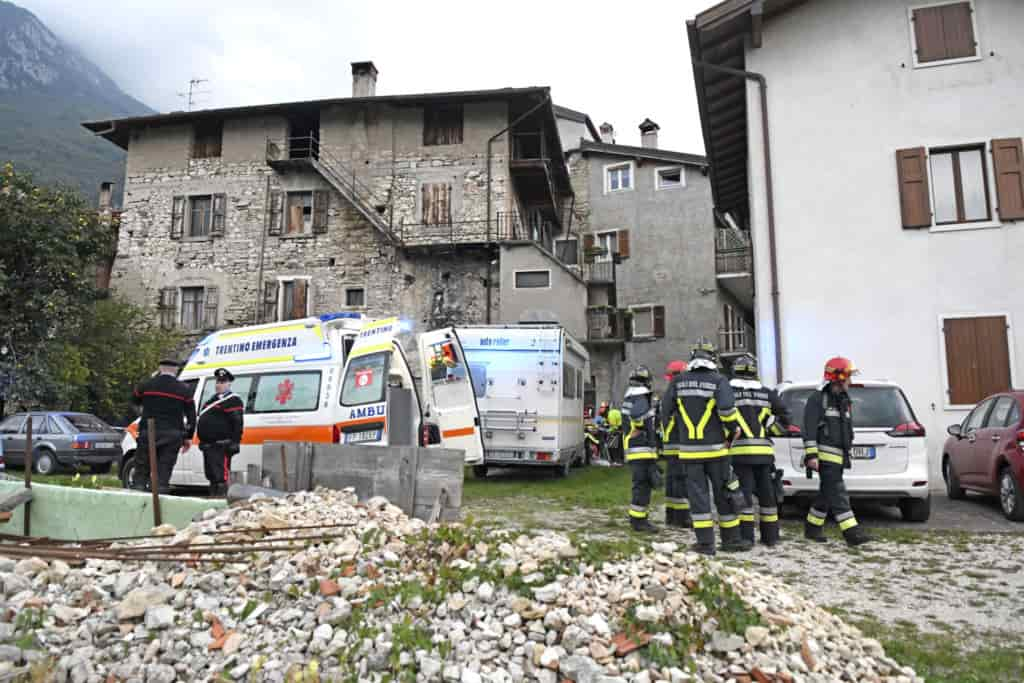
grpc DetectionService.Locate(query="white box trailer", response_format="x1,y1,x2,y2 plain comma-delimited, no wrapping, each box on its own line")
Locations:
457,325,589,478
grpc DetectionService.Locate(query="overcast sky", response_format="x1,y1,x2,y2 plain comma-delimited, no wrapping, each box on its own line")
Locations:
20,0,715,154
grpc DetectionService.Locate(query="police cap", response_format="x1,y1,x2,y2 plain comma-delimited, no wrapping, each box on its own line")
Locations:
214,368,235,382
158,358,181,368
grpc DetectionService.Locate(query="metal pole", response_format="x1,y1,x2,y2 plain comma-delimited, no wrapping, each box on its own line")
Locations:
23,417,31,536
146,418,162,527
280,444,289,492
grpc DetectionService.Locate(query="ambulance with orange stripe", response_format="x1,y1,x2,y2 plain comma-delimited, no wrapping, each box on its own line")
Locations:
119,314,483,489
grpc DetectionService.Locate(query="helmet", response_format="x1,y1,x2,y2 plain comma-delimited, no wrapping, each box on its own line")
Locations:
629,365,653,387
664,360,687,380
732,353,758,379
824,356,859,382
690,337,718,364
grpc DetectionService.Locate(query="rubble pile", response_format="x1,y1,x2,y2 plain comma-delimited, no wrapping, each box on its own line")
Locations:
0,489,921,683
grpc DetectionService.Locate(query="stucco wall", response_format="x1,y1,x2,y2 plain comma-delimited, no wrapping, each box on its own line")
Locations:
498,242,587,340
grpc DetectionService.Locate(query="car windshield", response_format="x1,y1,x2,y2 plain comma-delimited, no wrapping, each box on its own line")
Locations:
63,414,115,433
780,386,916,429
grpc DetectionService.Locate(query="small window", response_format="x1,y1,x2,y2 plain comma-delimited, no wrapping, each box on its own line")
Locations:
199,375,256,409
986,397,1014,428
286,192,313,234
21,415,52,435
964,400,991,431
346,288,366,307
562,364,576,399
180,286,205,331
1007,401,1022,428
605,162,633,193
555,239,578,266
423,104,464,146
656,166,684,190
469,363,488,399
0,415,24,434
192,120,223,159
911,2,978,67
514,270,550,289
632,307,654,338
721,303,748,352
63,414,115,433
189,195,213,237
251,371,321,413
596,231,618,263
341,352,389,406
280,279,310,321
930,146,990,225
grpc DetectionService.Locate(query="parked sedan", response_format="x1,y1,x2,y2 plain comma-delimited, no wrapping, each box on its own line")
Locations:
943,391,1024,521
0,412,121,475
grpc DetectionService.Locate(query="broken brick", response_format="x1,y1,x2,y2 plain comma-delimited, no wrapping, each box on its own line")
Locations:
319,579,341,597
750,667,772,683
611,630,651,657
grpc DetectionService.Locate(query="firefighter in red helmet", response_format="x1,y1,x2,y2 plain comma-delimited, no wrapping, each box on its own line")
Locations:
803,356,872,547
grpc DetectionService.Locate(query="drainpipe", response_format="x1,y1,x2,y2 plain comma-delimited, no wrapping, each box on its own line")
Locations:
254,173,271,322
485,92,553,324
692,60,783,383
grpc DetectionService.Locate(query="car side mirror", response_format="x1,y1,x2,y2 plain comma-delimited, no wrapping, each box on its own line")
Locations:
947,424,962,438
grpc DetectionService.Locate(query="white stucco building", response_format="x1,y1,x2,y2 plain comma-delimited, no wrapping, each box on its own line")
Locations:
689,0,1024,481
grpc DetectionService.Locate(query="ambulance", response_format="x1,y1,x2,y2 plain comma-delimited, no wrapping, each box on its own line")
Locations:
120,314,484,489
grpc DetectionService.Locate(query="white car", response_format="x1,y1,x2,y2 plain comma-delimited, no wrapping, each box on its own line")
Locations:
774,380,931,522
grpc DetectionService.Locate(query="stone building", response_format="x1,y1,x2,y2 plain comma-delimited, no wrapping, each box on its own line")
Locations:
82,64,585,365
553,113,752,406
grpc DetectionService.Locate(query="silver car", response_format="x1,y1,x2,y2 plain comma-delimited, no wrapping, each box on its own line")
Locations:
0,412,121,475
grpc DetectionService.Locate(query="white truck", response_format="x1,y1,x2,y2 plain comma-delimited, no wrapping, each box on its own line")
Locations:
457,325,589,478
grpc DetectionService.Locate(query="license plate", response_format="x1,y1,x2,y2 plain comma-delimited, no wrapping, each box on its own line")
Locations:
851,446,876,460
345,430,381,444
95,442,115,449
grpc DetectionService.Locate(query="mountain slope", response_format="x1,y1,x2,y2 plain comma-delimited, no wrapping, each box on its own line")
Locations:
0,1,153,204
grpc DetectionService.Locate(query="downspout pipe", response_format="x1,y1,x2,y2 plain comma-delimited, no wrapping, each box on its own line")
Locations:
485,92,553,324
692,59,783,383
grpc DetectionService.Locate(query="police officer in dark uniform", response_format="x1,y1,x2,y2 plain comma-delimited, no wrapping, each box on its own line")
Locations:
197,368,245,497
803,356,872,547
662,339,749,555
131,358,196,493
622,366,661,533
728,353,791,547
661,360,691,528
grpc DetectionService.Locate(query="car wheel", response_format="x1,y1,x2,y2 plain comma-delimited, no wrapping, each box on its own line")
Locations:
999,467,1024,522
472,465,488,480
33,450,57,476
554,458,571,478
121,455,138,489
899,495,931,522
89,462,113,474
944,457,966,500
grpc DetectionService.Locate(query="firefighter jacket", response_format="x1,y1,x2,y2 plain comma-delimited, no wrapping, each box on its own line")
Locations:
132,373,197,447
660,367,738,460
803,384,854,468
621,387,658,461
607,408,623,431
728,378,791,464
197,392,245,445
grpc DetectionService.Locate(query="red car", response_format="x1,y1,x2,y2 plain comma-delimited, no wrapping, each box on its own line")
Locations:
943,391,1024,521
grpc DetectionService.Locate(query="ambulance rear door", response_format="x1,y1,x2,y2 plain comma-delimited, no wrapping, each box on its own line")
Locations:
336,318,402,446
418,328,484,464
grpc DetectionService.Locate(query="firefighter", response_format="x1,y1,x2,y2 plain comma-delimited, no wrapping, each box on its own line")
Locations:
729,353,791,546
661,360,691,528
622,366,661,532
131,358,196,494
803,356,873,547
197,368,245,497
662,339,749,555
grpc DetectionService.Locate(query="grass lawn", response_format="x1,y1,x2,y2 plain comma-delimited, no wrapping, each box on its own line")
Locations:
3,465,121,490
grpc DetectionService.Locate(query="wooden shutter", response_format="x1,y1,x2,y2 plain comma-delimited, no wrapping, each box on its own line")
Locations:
617,229,630,259
944,316,1011,405
583,233,595,264
268,191,284,236
158,288,177,330
203,286,219,328
913,3,976,63
896,148,932,228
211,194,226,237
440,185,451,225
992,138,1024,221
291,280,308,319
912,6,947,63
421,184,432,224
312,190,329,234
262,281,279,322
170,196,185,239
653,305,666,338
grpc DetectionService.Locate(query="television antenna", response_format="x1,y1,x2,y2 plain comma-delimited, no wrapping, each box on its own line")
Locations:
177,78,210,111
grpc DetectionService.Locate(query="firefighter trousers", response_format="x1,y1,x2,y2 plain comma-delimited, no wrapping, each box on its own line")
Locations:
734,461,780,545
683,458,742,548
629,460,660,520
805,462,860,540
664,456,690,522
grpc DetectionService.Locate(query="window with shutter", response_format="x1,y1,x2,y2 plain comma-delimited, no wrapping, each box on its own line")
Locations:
653,305,665,339
180,287,204,331
631,306,655,339
929,145,990,225
286,192,313,234
291,279,308,319
943,315,1011,405
896,147,932,228
158,288,177,330
582,233,596,264
421,183,452,225
211,194,226,237
192,120,223,159
188,196,213,237
911,2,978,66
203,286,219,329
312,190,329,234
268,191,284,236
595,231,617,263
992,138,1024,221
170,196,185,239
617,229,631,259
423,105,464,146
262,281,279,322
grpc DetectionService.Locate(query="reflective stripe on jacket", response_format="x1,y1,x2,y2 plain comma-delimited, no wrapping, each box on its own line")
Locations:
659,368,736,460
803,385,854,468
622,388,657,461
728,378,791,463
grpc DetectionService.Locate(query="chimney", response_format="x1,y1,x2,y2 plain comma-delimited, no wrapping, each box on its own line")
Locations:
639,118,660,149
598,122,615,144
98,182,113,211
351,61,378,98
